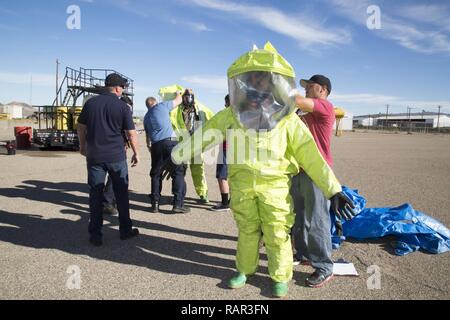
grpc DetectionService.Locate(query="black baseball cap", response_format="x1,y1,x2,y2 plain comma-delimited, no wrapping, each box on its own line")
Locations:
105,73,129,88
300,75,332,94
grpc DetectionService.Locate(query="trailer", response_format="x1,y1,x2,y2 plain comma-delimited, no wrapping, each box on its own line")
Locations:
33,67,134,150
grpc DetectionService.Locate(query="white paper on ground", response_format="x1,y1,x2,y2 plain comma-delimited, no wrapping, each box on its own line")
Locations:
333,263,359,276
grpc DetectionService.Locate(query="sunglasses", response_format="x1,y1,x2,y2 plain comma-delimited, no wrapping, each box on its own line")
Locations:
246,89,271,102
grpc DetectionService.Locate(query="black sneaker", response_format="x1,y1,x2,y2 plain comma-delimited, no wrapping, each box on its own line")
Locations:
120,228,139,240
102,205,118,216
89,236,102,247
210,204,230,212
172,206,191,214
305,270,334,288
151,201,159,213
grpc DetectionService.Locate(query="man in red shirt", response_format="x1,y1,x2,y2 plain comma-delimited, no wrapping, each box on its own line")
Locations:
292,75,336,287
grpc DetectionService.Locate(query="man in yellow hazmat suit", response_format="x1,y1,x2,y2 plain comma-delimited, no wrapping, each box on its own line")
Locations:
161,87,214,203
171,42,355,298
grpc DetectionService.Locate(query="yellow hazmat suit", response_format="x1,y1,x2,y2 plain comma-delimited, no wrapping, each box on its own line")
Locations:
170,99,214,199
158,85,214,199
172,43,342,286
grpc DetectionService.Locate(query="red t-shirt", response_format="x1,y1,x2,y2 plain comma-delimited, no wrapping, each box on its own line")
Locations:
301,99,335,167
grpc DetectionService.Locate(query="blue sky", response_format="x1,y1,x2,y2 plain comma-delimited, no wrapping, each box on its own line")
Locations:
1,0,450,116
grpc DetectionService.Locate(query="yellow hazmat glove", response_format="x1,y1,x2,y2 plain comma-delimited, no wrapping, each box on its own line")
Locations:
158,84,185,101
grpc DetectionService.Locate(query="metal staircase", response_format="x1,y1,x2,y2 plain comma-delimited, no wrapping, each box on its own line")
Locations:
33,66,134,149
53,67,134,107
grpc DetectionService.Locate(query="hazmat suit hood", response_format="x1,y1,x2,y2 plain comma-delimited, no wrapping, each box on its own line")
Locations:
158,84,185,101
227,42,297,131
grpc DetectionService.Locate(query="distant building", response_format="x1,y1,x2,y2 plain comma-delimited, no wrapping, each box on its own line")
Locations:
354,112,450,129
0,102,37,119
0,102,23,119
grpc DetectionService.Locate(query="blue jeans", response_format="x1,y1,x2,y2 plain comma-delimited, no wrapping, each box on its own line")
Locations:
103,175,115,207
291,171,333,274
150,139,186,207
87,160,133,239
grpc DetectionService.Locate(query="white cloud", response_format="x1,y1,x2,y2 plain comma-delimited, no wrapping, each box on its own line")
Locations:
188,0,351,47
107,37,126,43
133,85,156,95
107,0,213,32
0,72,54,86
396,4,450,32
331,93,398,105
181,75,227,92
330,0,450,55
170,19,213,32
331,92,450,109
111,0,150,18
382,18,450,54
188,22,213,32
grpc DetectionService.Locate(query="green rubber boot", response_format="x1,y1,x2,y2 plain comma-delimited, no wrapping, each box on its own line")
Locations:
228,273,247,289
272,282,288,298
199,195,209,204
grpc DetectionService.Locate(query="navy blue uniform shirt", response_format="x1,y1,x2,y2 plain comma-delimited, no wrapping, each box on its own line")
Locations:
78,92,135,164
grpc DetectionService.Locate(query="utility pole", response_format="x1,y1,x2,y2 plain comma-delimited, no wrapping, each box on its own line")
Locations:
407,106,411,134
437,105,442,132
385,104,389,130
30,74,33,106
56,59,60,106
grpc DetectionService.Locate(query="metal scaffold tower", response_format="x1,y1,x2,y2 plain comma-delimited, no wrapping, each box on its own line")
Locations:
34,67,134,149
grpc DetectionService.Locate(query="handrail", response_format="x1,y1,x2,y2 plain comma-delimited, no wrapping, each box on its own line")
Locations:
52,66,134,108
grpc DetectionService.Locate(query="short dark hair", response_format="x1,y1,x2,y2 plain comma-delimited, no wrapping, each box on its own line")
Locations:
105,73,128,88
300,75,332,95
146,97,157,108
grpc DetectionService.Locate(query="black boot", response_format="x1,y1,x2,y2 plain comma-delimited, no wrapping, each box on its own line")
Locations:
151,201,160,213
172,205,190,214
120,228,139,240
102,204,118,216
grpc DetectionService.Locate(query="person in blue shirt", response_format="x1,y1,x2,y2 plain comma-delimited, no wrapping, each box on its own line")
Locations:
102,94,134,216
144,92,190,214
77,73,140,246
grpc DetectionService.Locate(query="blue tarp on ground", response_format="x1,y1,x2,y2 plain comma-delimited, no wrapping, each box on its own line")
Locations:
331,187,450,256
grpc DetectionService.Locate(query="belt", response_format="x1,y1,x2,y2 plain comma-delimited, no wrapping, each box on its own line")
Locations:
155,137,178,144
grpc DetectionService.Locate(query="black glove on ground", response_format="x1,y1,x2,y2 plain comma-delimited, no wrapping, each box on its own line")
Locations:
334,219,343,237
330,192,357,221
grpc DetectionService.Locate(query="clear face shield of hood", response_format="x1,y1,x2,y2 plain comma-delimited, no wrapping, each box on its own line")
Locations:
228,71,297,131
